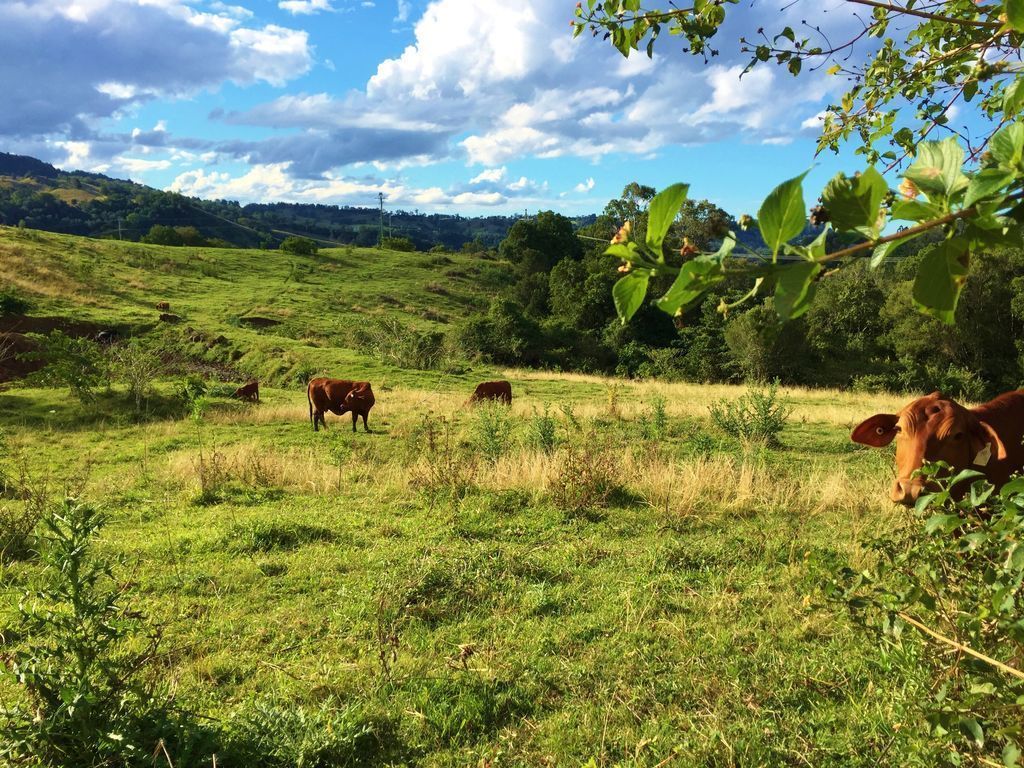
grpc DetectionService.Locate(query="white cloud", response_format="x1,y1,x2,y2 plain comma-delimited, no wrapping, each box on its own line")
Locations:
469,167,507,184
0,0,313,137
394,0,410,22
574,177,595,193
278,0,334,15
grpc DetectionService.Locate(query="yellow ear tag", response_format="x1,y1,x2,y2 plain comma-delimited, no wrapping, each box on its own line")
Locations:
973,443,992,467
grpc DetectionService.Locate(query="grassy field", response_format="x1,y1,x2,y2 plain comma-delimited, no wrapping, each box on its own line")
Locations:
0,226,938,766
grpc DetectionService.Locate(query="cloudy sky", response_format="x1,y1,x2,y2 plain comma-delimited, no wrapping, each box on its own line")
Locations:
0,0,956,216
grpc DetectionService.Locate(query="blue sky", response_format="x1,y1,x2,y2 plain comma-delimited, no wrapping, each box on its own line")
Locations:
0,0,976,217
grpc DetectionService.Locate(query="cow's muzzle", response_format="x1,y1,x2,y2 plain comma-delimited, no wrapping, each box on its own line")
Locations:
890,478,923,507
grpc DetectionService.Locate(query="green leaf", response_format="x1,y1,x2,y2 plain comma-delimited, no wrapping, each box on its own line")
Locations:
925,514,963,535
871,233,921,268
605,242,639,261
890,199,943,222
645,183,689,257
758,171,809,259
1005,79,1024,117
964,168,1015,209
1002,740,1020,768
613,270,650,323
821,167,887,237
774,261,821,320
904,138,969,203
912,238,969,324
655,256,724,316
1007,0,1024,33
959,718,984,748
991,122,1024,169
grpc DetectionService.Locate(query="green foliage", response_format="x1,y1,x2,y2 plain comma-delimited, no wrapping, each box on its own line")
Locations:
355,316,453,371
22,331,108,405
0,500,169,766
380,236,416,252
528,404,559,454
0,287,32,315
472,402,515,463
279,236,319,256
499,210,582,275
221,698,384,767
550,437,621,517
831,467,1024,766
709,380,791,446
722,300,808,383
108,338,164,415
224,520,336,554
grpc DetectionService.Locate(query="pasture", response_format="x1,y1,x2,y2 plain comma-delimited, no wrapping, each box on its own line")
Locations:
0,226,938,765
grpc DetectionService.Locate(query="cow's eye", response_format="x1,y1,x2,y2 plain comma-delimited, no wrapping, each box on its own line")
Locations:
952,431,964,440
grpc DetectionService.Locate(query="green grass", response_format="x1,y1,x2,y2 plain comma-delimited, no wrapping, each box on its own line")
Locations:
0,226,939,765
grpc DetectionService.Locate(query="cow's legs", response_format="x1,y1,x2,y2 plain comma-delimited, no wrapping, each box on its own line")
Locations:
351,412,358,432
314,410,326,431
362,412,371,433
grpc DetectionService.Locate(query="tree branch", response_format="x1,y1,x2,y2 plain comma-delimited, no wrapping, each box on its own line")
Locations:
846,0,1001,29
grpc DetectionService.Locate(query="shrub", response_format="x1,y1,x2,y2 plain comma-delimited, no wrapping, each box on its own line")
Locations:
355,317,452,371
830,467,1024,766
472,402,514,463
0,287,31,315
0,500,170,765
109,338,164,415
550,438,620,517
528,404,558,454
409,417,476,507
380,236,416,252
279,236,319,256
709,380,791,446
21,331,108,405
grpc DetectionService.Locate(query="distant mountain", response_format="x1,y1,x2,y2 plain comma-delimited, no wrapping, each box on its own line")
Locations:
0,152,592,250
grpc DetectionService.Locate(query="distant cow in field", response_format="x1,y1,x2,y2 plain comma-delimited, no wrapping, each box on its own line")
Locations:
94,329,119,345
159,313,181,324
232,380,259,403
469,380,512,405
852,389,1024,505
307,377,375,432
156,301,171,311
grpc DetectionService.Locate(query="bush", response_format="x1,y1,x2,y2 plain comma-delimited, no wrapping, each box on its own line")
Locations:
528,404,558,454
709,380,791,446
0,287,31,315
279,236,319,256
0,500,171,765
355,317,453,371
109,338,164,415
472,402,515,463
831,467,1024,766
22,331,108,405
409,417,476,507
550,438,620,517
223,520,335,553
380,236,416,252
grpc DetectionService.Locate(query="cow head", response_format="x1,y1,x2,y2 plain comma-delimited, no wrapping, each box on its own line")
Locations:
851,391,1007,506
344,383,375,410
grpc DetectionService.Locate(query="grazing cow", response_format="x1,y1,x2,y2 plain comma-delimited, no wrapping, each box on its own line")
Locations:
159,313,181,324
156,301,171,311
94,329,119,345
852,389,1024,505
232,380,260,403
307,377,375,432
469,380,512,405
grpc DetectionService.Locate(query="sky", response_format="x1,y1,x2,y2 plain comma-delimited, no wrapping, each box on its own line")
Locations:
0,0,977,218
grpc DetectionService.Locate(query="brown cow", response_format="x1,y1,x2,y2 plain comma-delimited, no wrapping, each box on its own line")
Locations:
852,389,1024,505
307,377,375,432
156,301,171,311
469,380,512,405
232,380,260,403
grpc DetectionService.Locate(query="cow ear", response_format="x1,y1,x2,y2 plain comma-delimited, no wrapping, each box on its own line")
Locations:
851,414,899,447
970,419,1007,465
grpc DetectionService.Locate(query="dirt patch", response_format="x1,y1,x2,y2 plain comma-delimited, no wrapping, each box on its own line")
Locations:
239,316,281,329
0,314,108,337
0,333,41,382
0,315,126,384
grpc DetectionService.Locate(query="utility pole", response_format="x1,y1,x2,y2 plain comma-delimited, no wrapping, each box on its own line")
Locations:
117,217,123,240
378,192,385,246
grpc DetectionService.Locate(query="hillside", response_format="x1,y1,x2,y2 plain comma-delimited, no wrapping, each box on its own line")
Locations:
0,152,555,250
0,225,509,385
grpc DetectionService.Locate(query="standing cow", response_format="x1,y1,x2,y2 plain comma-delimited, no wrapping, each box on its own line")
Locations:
307,377,375,432
852,389,1024,505
469,380,512,405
